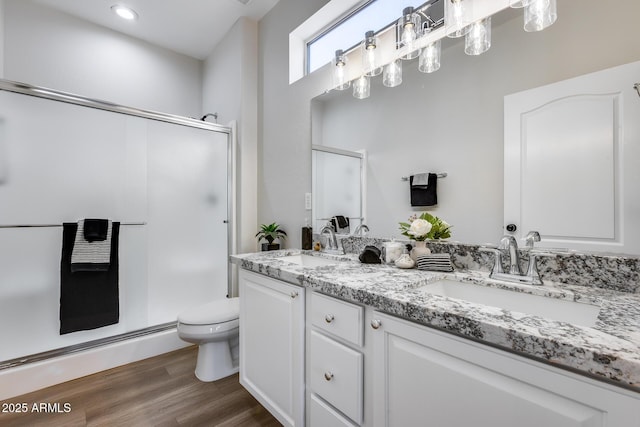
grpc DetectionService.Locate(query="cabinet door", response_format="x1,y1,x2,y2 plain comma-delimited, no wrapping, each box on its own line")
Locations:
370,312,640,427
239,270,304,427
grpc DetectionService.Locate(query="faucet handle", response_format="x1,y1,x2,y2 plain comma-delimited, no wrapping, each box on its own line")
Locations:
524,249,555,285
525,231,541,248
499,235,517,250
479,246,504,275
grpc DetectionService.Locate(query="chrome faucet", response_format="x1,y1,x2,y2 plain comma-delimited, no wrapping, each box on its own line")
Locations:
499,235,521,275
480,231,547,285
320,225,344,254
353,224,369,236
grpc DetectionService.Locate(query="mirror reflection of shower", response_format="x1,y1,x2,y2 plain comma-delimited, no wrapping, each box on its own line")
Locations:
311,145,366,234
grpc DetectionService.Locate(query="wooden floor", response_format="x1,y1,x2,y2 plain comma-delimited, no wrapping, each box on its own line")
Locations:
0,346,281,427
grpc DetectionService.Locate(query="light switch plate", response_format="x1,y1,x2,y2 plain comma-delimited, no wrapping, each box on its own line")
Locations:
305,192,312,210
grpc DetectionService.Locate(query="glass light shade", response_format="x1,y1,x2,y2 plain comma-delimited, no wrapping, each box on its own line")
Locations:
445,0,472,38
362,31,383,77
397,7,422,60
383,60,402,88
509,0,534,8
418,40,441,73
524,0,557,32
332,50,350,91
464,17,491,56
353,75,370,99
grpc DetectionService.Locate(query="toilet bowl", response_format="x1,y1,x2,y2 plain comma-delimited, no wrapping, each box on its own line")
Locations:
177,297,239,382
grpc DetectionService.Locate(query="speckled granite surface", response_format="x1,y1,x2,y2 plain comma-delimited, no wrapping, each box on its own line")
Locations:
231,249,640,392
340,236,640,294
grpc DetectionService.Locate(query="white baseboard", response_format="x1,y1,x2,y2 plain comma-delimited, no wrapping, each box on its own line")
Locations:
0,329,191,400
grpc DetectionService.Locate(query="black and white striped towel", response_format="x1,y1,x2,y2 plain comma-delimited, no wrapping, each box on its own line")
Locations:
71,219,113,272
416,253,454,272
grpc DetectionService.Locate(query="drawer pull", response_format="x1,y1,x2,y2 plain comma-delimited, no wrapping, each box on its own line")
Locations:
290,291,299,299
324,372,334,381
325,314,335,323
370,319,382,330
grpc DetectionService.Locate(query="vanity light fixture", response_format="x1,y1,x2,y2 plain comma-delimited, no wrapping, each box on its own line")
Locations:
524,0,557,32
509,0,533,8
418,40,441,73
397,7,422,60
464,17,491,55
445,0,472,38
383,59,402,88
353,75,371,99
111,4,138,21
328,0,559,98
332,50,350,90
362,31,383,77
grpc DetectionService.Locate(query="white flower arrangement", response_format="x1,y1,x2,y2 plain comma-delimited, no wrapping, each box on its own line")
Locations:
399,212,452,241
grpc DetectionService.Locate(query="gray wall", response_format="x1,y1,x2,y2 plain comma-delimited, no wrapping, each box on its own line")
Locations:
0,0,4,78
3,0,202,117
260,0,640,247
258,0,329,248
203,17,259,255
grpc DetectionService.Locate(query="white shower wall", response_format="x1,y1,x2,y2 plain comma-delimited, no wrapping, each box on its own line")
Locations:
0,89,229,362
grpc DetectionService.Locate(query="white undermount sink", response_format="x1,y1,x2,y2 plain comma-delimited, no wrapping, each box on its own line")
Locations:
279,254,343,267
417,279,600,328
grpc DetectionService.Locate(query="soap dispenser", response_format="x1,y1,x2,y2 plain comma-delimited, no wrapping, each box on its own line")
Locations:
302,218,313,250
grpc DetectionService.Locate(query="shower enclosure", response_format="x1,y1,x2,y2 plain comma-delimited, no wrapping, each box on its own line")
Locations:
0,80,235,369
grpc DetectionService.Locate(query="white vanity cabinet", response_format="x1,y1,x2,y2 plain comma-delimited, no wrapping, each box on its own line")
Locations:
237,267,639,427
307,291,365,426
368,311,640,427
238,270,305,427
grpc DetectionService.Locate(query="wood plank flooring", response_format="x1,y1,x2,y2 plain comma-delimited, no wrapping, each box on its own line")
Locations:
0,346,281,427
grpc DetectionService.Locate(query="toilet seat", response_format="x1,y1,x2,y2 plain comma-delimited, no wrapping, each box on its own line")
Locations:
178,297,239,325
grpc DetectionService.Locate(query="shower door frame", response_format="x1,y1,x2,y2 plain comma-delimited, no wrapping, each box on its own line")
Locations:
0,78,237,369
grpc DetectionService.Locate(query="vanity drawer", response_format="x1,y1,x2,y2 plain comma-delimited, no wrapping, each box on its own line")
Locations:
310,393,358,427
311,292,363,346
310,330,363,424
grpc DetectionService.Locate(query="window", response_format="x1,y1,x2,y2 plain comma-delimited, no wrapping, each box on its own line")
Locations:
306,0,426,74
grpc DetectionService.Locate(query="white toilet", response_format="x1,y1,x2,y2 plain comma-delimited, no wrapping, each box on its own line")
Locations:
177,297,240,382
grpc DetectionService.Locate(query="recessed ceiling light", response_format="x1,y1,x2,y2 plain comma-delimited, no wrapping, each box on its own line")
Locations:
111,5,138,21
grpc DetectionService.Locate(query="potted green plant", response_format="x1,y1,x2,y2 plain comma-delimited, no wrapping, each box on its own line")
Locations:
256,222,287,251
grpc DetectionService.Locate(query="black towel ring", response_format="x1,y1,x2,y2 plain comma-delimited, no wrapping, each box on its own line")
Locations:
634,83,640,98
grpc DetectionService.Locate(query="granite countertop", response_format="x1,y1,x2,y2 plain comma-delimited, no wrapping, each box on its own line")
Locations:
231,249,640,392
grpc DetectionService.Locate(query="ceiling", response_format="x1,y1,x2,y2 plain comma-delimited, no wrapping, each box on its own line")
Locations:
32,0,281,60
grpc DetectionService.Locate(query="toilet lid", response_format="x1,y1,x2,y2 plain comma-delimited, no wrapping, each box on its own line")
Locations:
177,297,239,325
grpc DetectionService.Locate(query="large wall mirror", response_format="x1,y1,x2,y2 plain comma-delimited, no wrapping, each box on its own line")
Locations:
309,0,640,255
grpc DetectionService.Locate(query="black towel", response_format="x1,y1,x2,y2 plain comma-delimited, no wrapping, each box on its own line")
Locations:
83,218,109,242
359,245,381,264
60,222,120,334
410,173,438,206
331,216,350,233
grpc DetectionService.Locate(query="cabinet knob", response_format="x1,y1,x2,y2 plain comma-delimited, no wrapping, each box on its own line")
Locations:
325,314,334,323
324,372,334,381
290,291,298,299
370,319,382,330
